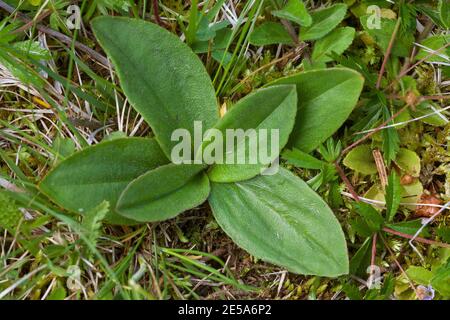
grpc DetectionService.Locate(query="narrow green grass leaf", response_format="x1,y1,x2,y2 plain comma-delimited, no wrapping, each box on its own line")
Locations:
440,0,450,28
382,110,400,164
385,171,401,222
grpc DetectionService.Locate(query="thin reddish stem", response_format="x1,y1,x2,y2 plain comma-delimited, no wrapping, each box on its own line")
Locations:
339,104,410,159
387,42,450,90
383,227,450,248
379,233,418,295
376,18,401,89
334,162,360,202
371,233,377,268
152,0,164,26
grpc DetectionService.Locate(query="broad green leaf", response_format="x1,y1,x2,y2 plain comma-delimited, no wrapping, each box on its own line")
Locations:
47,287,67,300
401,179,423,210
0,191,22,233
385,172,401,222
311,27,355,63
299,4,347,41
364,180,423,212
195,17,228,42
211,49,233,66
52,136,76,163
12,40,51,60
415,4,447,29
302,60,326,71
329,181,344,209
269,68,364,153
437,227,450,243
342,283,363,300
361,16,414,57
412,102,449,127
103,131,128,141
394,148,421,177
91,17,219,157
343,145,377,175
349,237,371,276
382,121,400,164
364,184,385,211
386,220,429,237
431,262,450,296
415,35,450,63
249,22,293,46
392,108,412,130
192,26,232,54
192,27,233,64
444,66,450,79
272,0,312,27
354,202,383,232
40,138,169,224
406,266,434,285
380,273,395,299
349,217,373,238
3,0,36,10
208,168,348,276
207,85,297,183
0,47,45,87
282,148,325,169
117,164,209,222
